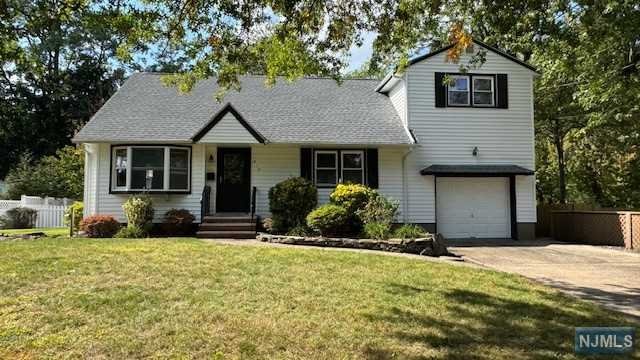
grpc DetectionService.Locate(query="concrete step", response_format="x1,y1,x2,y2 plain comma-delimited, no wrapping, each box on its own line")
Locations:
198,223,256,231
196,230,257,239
202,216,256,224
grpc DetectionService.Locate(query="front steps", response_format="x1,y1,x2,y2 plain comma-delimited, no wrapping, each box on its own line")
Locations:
197,214,257,239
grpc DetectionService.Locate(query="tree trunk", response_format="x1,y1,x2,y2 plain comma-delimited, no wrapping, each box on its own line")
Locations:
553,119,567,204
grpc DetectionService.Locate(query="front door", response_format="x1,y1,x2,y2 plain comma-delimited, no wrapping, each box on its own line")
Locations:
216,148,251,212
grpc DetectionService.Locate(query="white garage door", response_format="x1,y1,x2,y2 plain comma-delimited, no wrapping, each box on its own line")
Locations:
436,177,511,239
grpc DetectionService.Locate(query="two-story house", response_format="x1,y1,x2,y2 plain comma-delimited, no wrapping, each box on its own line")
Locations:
73,39,537,240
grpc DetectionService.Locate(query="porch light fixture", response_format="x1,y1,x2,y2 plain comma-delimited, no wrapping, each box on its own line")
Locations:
472,146,479,157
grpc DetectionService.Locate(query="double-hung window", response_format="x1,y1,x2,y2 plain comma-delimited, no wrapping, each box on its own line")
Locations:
315,151,338,187
313,150,365,187
447,75,470,106
472,76,494,106
111,146,191,192
341,151,364,184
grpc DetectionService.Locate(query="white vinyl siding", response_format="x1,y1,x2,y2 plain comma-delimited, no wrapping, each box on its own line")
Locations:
516,175,536,222
251,145,300,216
405,42,536,223
388,79,407,126
377,147,405,220
87,143,206,223
197,113,258,144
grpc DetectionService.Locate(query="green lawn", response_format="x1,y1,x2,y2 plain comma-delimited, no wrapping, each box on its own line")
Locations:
0,227,69,237
0,238,636,359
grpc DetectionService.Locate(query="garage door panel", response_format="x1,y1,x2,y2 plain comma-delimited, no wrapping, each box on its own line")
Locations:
437,178,510,239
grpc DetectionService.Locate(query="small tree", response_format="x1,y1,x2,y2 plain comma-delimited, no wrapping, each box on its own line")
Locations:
64,201,84,233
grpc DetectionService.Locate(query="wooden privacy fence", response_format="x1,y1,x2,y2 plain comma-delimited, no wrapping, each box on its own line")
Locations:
550,210,639,250
0,195,71,228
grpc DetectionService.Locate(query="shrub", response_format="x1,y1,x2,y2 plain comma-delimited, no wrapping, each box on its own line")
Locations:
122,195,154,230
162,209,195,235
115,226,147,238
329,183,375,214
0,216,9,229
286,225,315,237
268,177,317,233
393,224,427,240
64,201,84,231
80,215,120,238
363,222,391,240
3,207,38,229
357,194,399,226
306,204,349,236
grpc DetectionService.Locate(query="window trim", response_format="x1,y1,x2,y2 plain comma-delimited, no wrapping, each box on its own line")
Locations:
447,75,470,106
314,150,339,187
472,76,495,107
110,145,192,194
340,150,364,185
445,73,497,108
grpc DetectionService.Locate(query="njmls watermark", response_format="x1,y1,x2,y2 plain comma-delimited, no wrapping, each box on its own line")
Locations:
575,327,635,355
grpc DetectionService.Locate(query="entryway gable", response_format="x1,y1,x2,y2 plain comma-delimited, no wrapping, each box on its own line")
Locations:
193,103,266,144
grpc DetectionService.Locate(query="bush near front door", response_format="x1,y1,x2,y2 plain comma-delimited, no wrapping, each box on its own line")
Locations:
268,177,317,234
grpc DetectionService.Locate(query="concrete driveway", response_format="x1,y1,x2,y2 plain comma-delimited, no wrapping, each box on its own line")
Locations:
448,239,640,319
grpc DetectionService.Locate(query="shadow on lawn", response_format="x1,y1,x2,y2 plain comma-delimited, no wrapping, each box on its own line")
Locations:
363,286,636,360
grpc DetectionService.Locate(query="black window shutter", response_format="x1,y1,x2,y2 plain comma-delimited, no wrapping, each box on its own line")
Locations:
496,74,508,108
300,148,312,181
435,72,447,107
366,149,379,189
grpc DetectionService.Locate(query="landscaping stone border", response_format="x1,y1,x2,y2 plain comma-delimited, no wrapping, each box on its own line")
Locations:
257,233,451,257
0,232,47,241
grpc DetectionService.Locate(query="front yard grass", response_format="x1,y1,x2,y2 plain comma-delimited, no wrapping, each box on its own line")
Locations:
0,237,636,359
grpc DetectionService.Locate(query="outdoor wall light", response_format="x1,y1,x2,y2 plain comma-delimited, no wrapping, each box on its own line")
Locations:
472,146,479,157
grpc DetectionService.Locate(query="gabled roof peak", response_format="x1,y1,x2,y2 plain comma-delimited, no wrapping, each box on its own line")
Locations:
376,38,538,93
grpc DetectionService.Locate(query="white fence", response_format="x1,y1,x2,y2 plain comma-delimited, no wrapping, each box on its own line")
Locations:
0,195,72,228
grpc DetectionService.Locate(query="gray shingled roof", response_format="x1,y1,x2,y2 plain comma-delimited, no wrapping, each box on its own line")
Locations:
73,73,412,145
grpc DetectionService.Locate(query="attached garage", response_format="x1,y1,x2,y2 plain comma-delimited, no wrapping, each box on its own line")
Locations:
421,164,535,240
436,177,511,238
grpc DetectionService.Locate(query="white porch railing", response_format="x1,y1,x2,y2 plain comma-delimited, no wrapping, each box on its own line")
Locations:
0,195,72,228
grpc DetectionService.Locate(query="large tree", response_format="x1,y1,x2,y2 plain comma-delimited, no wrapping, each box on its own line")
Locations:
0,0,155,178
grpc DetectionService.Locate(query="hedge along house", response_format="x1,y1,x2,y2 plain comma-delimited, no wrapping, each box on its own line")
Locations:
73,39,538,240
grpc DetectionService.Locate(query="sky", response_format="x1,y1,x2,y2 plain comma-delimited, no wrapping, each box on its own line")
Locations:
345,32,376,72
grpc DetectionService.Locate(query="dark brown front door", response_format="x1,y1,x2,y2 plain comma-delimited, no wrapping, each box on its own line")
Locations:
216,148,251,213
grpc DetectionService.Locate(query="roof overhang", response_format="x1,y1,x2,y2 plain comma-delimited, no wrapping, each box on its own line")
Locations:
420,164,534,177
